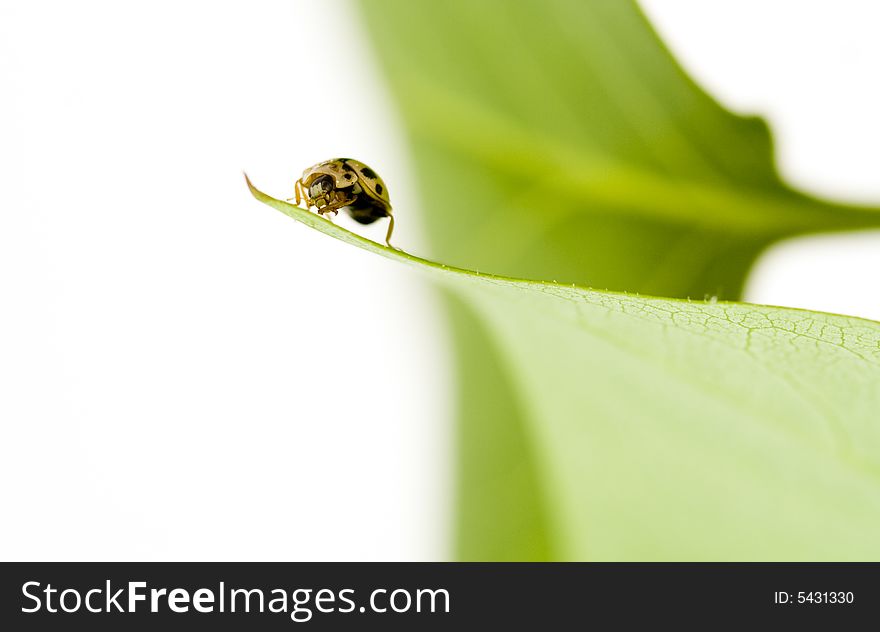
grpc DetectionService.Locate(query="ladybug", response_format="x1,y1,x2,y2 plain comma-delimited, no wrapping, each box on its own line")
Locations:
292,158,395,247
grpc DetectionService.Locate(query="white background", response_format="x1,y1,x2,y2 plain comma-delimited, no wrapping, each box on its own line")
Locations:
641,0,880,321
1,0,878,561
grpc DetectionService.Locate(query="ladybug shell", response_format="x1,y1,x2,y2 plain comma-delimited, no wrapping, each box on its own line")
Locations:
301,158,391,208
341,158,391,208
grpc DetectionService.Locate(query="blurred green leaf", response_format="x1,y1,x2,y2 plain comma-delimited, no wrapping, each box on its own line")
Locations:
358,0,879,295
353,0,880,560
249,179,880,560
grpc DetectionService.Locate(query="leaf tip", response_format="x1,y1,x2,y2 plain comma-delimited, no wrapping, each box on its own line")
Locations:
243,171,260,198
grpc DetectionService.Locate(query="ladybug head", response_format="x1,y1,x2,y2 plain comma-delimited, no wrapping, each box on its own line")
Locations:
308,174,335,199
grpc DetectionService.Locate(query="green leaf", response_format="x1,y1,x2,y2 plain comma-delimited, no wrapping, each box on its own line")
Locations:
352,0,880,560
248,178,880,560
357,0,880,294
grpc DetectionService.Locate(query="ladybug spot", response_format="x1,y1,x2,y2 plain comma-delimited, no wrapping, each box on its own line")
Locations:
375,183,383,194
360,167,378,179
345,173,354,180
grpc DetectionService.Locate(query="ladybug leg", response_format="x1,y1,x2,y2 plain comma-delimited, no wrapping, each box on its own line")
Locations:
384,213,397,249
287,180,309,208
287,180,300,204
316,192,355,219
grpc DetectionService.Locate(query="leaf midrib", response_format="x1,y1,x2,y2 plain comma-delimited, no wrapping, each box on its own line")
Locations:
394,75,880,235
